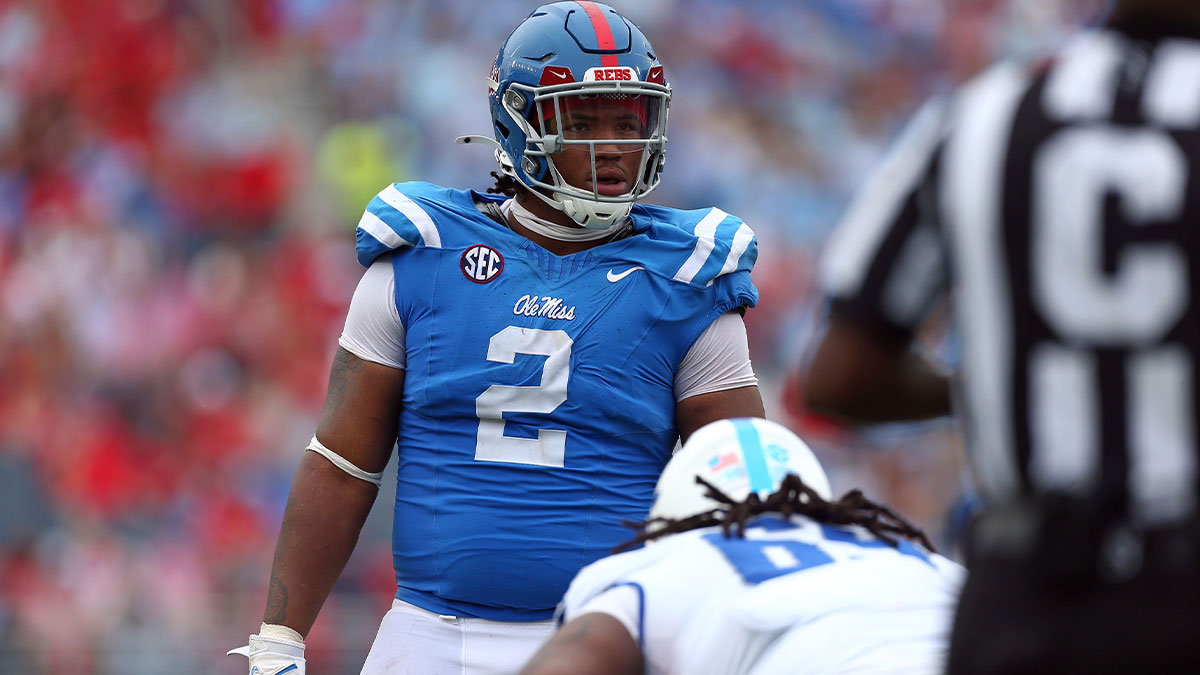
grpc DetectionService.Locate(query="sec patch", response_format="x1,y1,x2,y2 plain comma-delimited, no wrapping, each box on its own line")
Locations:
461,244,504,283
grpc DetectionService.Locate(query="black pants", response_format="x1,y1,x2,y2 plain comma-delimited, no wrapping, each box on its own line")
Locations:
947,505,1200,675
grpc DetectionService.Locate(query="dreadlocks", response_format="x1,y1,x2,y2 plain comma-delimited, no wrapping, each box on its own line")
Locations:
487,170,521,197
616,473,935,553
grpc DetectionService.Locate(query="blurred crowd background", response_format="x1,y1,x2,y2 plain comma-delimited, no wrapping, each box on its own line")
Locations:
0,0,1108,672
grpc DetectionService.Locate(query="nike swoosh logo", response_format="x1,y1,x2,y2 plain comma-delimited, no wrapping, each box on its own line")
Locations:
607,266,645,282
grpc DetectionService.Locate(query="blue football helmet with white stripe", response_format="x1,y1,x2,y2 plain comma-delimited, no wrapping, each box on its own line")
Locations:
650,418,833,523
485,2,671,229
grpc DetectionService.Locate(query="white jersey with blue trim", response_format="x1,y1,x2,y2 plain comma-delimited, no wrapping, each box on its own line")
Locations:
560,516,964,675
354,181,759,621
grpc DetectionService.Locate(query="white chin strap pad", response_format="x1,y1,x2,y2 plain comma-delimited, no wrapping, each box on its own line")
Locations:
504,197,629,243
560,195,634,230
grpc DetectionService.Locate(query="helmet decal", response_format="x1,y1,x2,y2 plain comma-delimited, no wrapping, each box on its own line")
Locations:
732,420,776,494
649,418,832,524
538,66,577,86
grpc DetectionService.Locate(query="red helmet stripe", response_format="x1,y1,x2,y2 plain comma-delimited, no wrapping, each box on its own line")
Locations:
576,1,619,67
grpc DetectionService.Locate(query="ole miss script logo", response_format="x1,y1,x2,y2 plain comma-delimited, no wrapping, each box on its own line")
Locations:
461,244,504,283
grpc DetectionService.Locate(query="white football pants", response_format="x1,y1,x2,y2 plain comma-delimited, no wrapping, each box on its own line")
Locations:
360,598,556,675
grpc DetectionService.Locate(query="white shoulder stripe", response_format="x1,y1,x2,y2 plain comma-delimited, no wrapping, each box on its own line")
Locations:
379,184,442,249
357,209,412,249
673,207,729,284
718,222,755,279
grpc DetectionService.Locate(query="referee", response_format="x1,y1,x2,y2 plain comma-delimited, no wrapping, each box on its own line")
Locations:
804,0,1200,672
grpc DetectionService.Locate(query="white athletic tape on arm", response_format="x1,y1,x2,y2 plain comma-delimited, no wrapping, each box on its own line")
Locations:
259,623,304,644
305,436,384,487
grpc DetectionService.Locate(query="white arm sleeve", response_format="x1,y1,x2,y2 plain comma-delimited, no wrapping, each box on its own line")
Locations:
674,311,758,402
338,255,406,369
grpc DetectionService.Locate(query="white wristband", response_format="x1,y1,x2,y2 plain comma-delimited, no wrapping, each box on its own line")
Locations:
305,436,385,486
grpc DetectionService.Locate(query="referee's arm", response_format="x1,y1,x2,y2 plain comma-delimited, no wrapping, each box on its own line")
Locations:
804,309,951,424
801,98,953,425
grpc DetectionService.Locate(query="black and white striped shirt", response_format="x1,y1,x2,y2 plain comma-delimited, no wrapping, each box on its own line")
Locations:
821,17,1200,527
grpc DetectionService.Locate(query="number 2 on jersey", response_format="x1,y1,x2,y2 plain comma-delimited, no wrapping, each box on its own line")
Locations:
474,326,573,467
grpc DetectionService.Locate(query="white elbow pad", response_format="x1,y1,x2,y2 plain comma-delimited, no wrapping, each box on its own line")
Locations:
305,436,385,486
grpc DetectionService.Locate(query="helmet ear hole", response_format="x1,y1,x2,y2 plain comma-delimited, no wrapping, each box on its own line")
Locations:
495,121,511,140
521,156,541,178
504,89,528,112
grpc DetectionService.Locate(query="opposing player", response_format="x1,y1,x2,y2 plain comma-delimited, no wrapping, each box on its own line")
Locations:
231,3,765,673
520,418,963,675
805,0,1200,671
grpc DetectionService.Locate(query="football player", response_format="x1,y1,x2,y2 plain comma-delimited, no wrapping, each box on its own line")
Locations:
231,3,766,674
520,418,964,675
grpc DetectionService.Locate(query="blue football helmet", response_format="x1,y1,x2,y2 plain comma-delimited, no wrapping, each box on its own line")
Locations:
483,2,671,229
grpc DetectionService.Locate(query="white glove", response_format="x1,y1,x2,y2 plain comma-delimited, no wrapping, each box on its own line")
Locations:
228,623,306,675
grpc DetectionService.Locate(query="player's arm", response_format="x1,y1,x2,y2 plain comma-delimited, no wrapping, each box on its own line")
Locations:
232,257,405,672
263,348,403,637
519,613,643,675
233,348,403,672
803,313,950,424
677,385,765,443
675,311,766,443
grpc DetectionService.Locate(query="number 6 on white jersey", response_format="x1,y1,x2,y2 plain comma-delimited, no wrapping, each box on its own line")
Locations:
475,326,572,467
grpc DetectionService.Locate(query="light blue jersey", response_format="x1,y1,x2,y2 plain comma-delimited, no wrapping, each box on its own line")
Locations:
355,182,758,620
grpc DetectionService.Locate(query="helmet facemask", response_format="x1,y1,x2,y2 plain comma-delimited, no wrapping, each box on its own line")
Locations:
500,77,670,229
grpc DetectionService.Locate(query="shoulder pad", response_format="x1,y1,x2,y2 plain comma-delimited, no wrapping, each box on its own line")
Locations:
355,182,446,267
668,207,758,287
